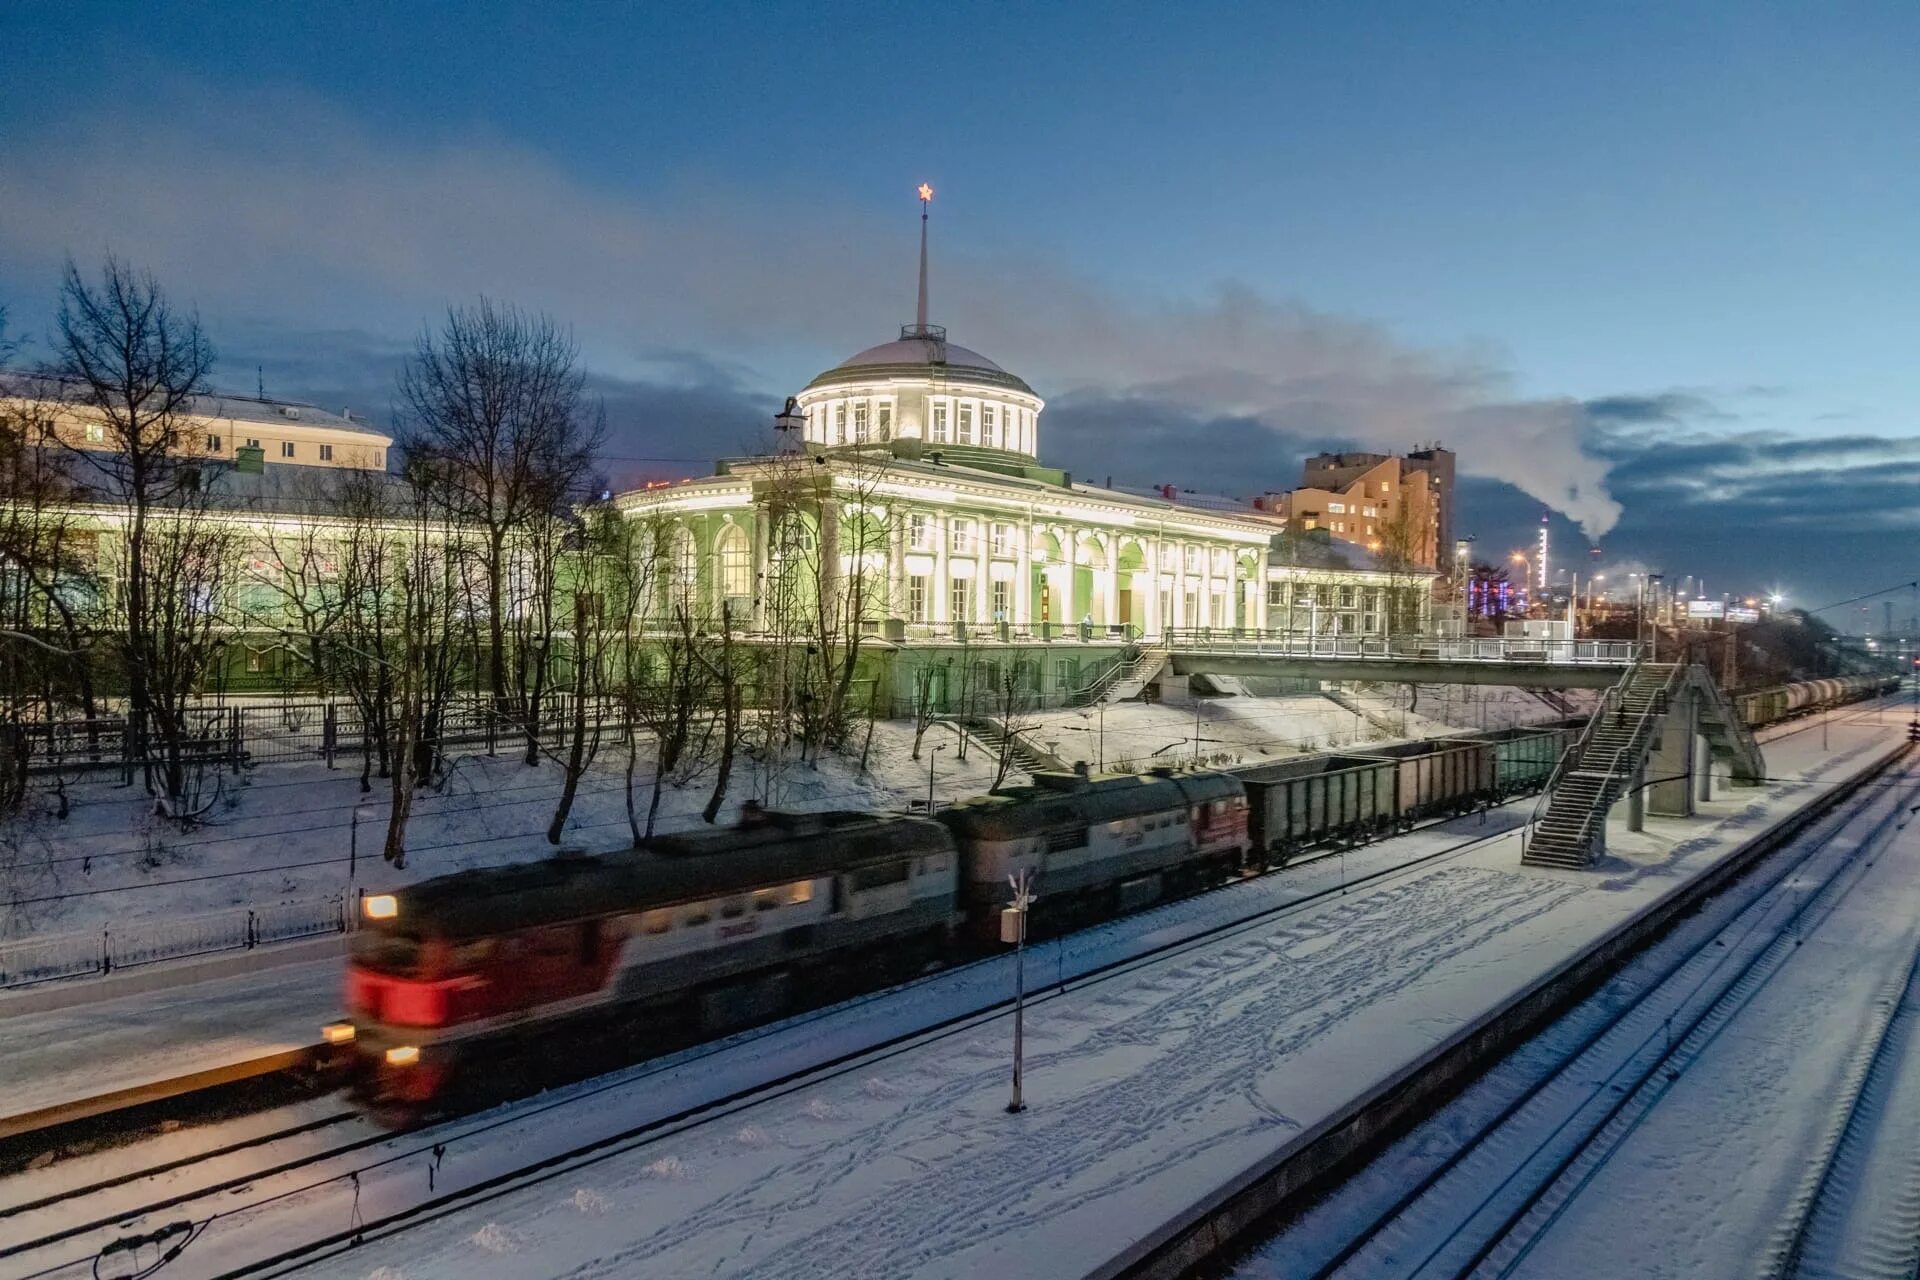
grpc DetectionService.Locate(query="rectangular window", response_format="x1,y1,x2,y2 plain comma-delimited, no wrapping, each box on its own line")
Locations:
280,441,296,459
931,402,949,442
957,403,974,444
1184,546,1200,573
84,423,105,444
788,879,814,905
834,402,847,444
951,579,971,623
640,909,672,936
206,434,222,452
319,443,333,462
1328,502,1346,513
245,437,260,449
990,522,1011,556
981,404,997,447
876,403,892,439
909,512,930,550
853,402,869,442
992,579,1010,620
950,519,972,554
908,575,928,621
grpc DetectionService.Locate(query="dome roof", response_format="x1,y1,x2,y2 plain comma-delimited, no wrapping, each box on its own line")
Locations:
805,326,1035,397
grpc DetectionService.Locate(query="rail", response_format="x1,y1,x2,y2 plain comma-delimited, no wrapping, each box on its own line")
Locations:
1158,631,1641,665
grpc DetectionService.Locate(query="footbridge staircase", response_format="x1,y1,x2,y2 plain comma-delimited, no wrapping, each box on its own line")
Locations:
1523,661,1766,869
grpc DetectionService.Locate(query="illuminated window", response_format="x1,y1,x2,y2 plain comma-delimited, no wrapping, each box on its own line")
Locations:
853,402,869,442
908,575,928,621
982,404,998,447
640,909,672,935
951,579,972,622
931,402,949,442
834,402,847,444
84,423,105,444
1328,502,1346,513
717,526,750,598
908,512,930,550
950,519,972,554
957,403,974,444
990,523,1011,556
789,879,814,905
992,579,1010,620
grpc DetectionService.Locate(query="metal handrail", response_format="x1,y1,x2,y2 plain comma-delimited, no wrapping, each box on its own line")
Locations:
1153,630,1642,665
1525,660,1635,850
1528,661,1682,855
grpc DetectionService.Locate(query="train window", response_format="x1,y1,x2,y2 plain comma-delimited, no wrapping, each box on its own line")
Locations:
683,903,712,927
789,879,815,905
1044,826,1089,853
351,931,421,976
534,928,572,958
1174,811,1187,824
640,909,672,935
753,888,782,912
720,896,748,919
849,860,910,891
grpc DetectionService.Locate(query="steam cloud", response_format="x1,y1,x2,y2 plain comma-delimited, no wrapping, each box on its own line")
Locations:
0,87,1621,535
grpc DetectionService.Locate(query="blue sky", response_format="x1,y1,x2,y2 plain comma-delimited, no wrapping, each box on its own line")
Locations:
3,1,1917,612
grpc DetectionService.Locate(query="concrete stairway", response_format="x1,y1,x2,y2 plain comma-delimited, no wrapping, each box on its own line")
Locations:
1524,662,1680,869
962,716,1065,776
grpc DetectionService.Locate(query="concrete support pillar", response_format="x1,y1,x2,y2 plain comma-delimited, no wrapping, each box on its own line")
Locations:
1648,689,1698,818
1628,761,1647,832
1697,734,1714,803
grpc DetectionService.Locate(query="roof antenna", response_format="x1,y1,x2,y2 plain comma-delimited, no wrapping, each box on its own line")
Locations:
257,365,265,400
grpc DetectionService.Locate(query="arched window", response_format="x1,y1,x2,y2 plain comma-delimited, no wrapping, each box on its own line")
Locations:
717,525,751,599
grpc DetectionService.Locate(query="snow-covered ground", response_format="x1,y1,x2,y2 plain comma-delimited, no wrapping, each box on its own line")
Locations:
5,703,1893,1280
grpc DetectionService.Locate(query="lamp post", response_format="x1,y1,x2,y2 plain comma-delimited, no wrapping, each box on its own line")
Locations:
1510,552,1530,614
1002,869,1035,1113
927,742,946,812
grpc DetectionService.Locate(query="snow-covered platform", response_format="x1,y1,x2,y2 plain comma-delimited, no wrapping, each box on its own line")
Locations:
272,709,1900,1279
0,955,339,1133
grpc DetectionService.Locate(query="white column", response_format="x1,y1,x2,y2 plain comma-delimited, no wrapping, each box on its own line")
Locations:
932,514,949,624
1016,523,1032,628
1103,557,1120,628
888,514,906,620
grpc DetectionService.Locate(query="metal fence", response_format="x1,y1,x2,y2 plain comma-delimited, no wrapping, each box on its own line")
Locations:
11,693,631,775
0,895,347,989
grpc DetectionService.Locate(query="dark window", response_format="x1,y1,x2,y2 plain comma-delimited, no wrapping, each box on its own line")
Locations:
848,860,911,891
1045,826,1089,853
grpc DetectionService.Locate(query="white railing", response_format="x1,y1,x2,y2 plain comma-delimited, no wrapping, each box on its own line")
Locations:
0,896,346,989
1158,631,1641,666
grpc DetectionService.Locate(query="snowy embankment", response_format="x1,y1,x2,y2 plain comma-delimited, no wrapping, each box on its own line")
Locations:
0,689,1525,949
46,707,1889,1280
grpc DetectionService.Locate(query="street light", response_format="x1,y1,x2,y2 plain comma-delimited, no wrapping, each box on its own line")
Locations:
926,742,946,813
1002,869,1035,1114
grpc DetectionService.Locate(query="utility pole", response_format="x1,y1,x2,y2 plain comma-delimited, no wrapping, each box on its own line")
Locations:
927,742,946,812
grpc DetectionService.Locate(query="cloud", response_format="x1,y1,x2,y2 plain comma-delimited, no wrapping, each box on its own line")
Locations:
0,84,1629,534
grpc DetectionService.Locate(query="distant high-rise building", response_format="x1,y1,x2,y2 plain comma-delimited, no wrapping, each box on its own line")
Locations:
1267,446,1456,571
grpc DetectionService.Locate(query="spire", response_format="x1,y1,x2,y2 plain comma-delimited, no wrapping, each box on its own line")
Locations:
915,182,933,330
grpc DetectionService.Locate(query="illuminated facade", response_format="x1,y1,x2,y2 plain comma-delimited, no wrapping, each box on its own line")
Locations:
618,197,1424,646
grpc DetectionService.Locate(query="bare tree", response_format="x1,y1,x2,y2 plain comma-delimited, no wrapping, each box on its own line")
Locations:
546,504,626,843
397,300,603,742
1375,503,1431,640
50,257,225,808
986,649,1040,792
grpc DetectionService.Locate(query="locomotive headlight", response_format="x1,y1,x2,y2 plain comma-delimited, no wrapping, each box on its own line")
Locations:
363,894,399,921
385,1045,420,1066
321,1022,356,1045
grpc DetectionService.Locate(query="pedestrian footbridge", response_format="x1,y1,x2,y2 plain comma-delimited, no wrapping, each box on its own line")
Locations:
1159,631,1641,689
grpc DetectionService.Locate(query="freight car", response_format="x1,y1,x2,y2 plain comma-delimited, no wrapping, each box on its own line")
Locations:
1461,725,1576,797
1238,754,1398,868
1353,738,1498,823
1736,675,1896,729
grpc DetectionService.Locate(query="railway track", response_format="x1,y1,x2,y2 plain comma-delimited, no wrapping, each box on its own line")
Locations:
1256,753,1919,1280
3,807,1529,1280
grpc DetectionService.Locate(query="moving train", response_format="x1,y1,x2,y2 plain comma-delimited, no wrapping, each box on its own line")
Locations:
328,725,1568,1106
